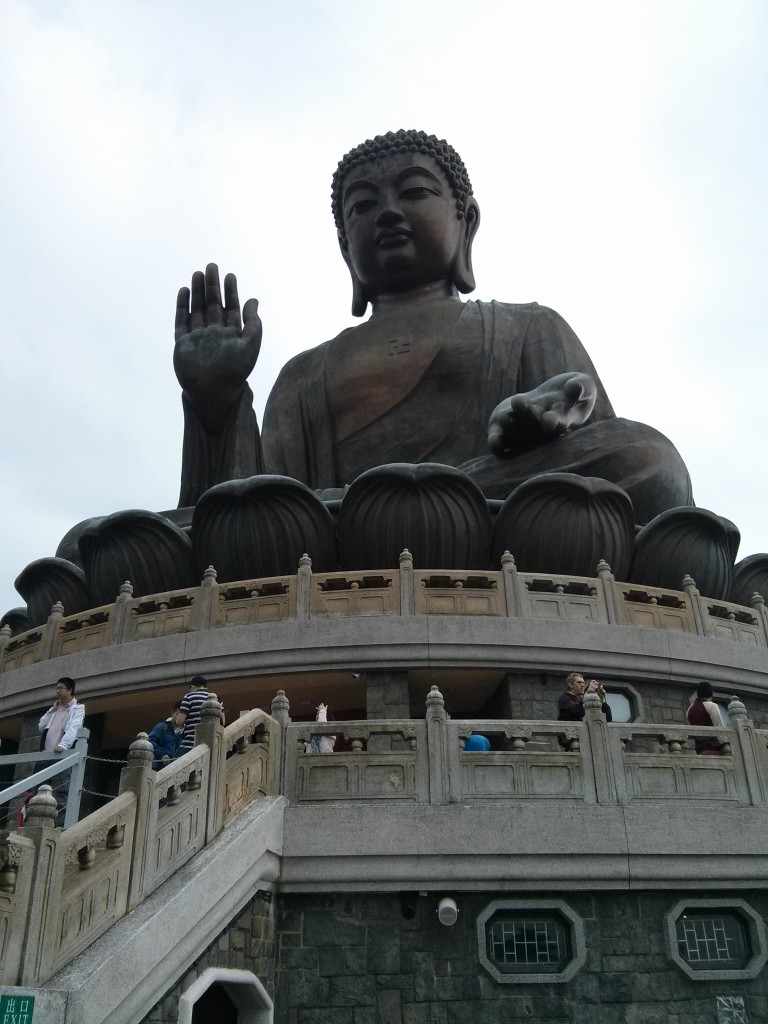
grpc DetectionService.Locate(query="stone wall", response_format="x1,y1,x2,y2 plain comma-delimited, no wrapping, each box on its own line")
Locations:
139,893,276,1023
273,891,768,1024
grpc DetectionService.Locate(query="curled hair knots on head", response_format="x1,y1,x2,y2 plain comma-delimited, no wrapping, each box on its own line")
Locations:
331,129,473,241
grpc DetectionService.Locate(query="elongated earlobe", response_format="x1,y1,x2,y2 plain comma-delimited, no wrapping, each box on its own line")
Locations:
339,235,370,317
451,199,480,294
351,275,369,317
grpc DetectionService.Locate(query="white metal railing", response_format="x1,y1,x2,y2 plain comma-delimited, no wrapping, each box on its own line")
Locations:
0,728,89,829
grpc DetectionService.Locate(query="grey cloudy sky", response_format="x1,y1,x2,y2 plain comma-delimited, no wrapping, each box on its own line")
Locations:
1,0,766,616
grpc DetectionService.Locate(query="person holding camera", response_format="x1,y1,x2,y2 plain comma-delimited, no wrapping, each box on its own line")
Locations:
557,672,613,722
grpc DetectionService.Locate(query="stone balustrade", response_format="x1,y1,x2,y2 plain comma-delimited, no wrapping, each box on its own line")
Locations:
3,686,768,989
2,554,768,676
284,687,768,811
0,697,279,989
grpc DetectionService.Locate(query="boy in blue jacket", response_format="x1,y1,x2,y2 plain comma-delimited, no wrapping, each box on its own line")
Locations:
148,703,185,769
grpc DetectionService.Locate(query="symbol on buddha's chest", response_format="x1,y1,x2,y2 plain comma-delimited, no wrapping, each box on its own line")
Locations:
388,335,413,356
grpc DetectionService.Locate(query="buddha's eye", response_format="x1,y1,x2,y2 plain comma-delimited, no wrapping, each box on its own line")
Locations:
401,185,439,200
347,198,376,216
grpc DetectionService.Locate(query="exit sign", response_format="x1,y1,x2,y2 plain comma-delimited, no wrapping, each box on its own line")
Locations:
0,995,35,1023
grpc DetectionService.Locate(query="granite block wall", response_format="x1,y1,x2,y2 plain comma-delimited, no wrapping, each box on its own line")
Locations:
273,891,768,1024
139,893,275,1024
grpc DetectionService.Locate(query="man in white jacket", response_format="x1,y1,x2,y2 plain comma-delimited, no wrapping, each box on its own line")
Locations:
38,677,85,753
37,677,86,824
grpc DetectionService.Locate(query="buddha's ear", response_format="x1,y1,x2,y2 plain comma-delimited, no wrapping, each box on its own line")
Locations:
451,198,481,294
339,235,370,317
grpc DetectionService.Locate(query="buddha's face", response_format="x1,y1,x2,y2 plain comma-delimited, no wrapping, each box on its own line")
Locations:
340,152,465,298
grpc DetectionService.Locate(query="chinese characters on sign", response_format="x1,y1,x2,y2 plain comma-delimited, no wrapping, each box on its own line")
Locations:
0,995,35,1024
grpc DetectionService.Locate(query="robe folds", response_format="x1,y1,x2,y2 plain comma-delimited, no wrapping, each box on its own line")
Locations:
260,300,692,525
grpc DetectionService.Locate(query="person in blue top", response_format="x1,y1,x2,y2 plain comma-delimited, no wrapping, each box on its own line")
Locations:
148,703,185,769
464,733,491,751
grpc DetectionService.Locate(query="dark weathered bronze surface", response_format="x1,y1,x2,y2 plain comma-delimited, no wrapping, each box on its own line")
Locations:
337,463,492,570
14,557,90,627
191,475,336,582
730,554,768,607
491,473,635,579
174,131,693,524
78,510,197,606
629,507,740,600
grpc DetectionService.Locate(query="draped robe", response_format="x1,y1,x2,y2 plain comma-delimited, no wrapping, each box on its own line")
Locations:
260,300,692,524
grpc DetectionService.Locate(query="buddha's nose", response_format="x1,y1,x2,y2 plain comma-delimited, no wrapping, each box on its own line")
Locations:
376,204,404,227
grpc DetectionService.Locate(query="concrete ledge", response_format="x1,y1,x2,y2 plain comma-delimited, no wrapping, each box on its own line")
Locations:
278,800,768,891
40,796,285,1024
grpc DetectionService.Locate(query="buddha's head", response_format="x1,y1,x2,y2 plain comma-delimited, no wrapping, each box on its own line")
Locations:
331,130,481,315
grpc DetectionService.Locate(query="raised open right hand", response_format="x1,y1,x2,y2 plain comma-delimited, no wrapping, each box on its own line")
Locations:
174,263,262,431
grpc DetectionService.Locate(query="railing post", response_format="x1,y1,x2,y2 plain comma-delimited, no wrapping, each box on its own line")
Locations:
62,727,89,829
399,549,414,616
583,691,618,805
501,551,521,617
297,553,312,622
750,593,768,647
727,697,767,806
118,733,155,910
0,830,36,986
110,581,134,643
0,622,12,660
39,601,64,661
270,690,291,796
197,695,226,843
192,566,218,631
18,785,61,985
425,686,449,805
681,575,709,636
596,559,621,625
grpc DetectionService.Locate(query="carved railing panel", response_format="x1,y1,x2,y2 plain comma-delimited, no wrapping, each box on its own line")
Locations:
703,600,764,646
518,574,601,622
615,724,742,803
312,573,398,617
215,577,295,626
449,721,591,801
415,572,503,616
222,710,275,824
616,583,696,632
49,792,135,976
51,605,113,659
146,746,209,892
286,722,425,802
2,630,43,672
124,589,197,641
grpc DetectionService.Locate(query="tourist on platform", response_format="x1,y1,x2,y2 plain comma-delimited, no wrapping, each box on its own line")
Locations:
464,733,491,751
38,677,85,753
306,703,337,753
687,682,725,755
557,673,613,722
148,702,185,768
37,677,86,826
177,677,223,755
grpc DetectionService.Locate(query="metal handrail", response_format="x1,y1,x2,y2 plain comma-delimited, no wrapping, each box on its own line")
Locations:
0,727,90,828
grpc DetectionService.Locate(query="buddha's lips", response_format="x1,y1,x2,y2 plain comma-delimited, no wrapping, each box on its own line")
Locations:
377,230,412,248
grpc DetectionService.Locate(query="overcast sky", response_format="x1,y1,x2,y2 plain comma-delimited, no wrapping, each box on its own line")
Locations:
1,0,766,617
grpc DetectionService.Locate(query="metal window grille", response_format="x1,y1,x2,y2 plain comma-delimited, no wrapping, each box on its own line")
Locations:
676,914,747,967
489,917,565,966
